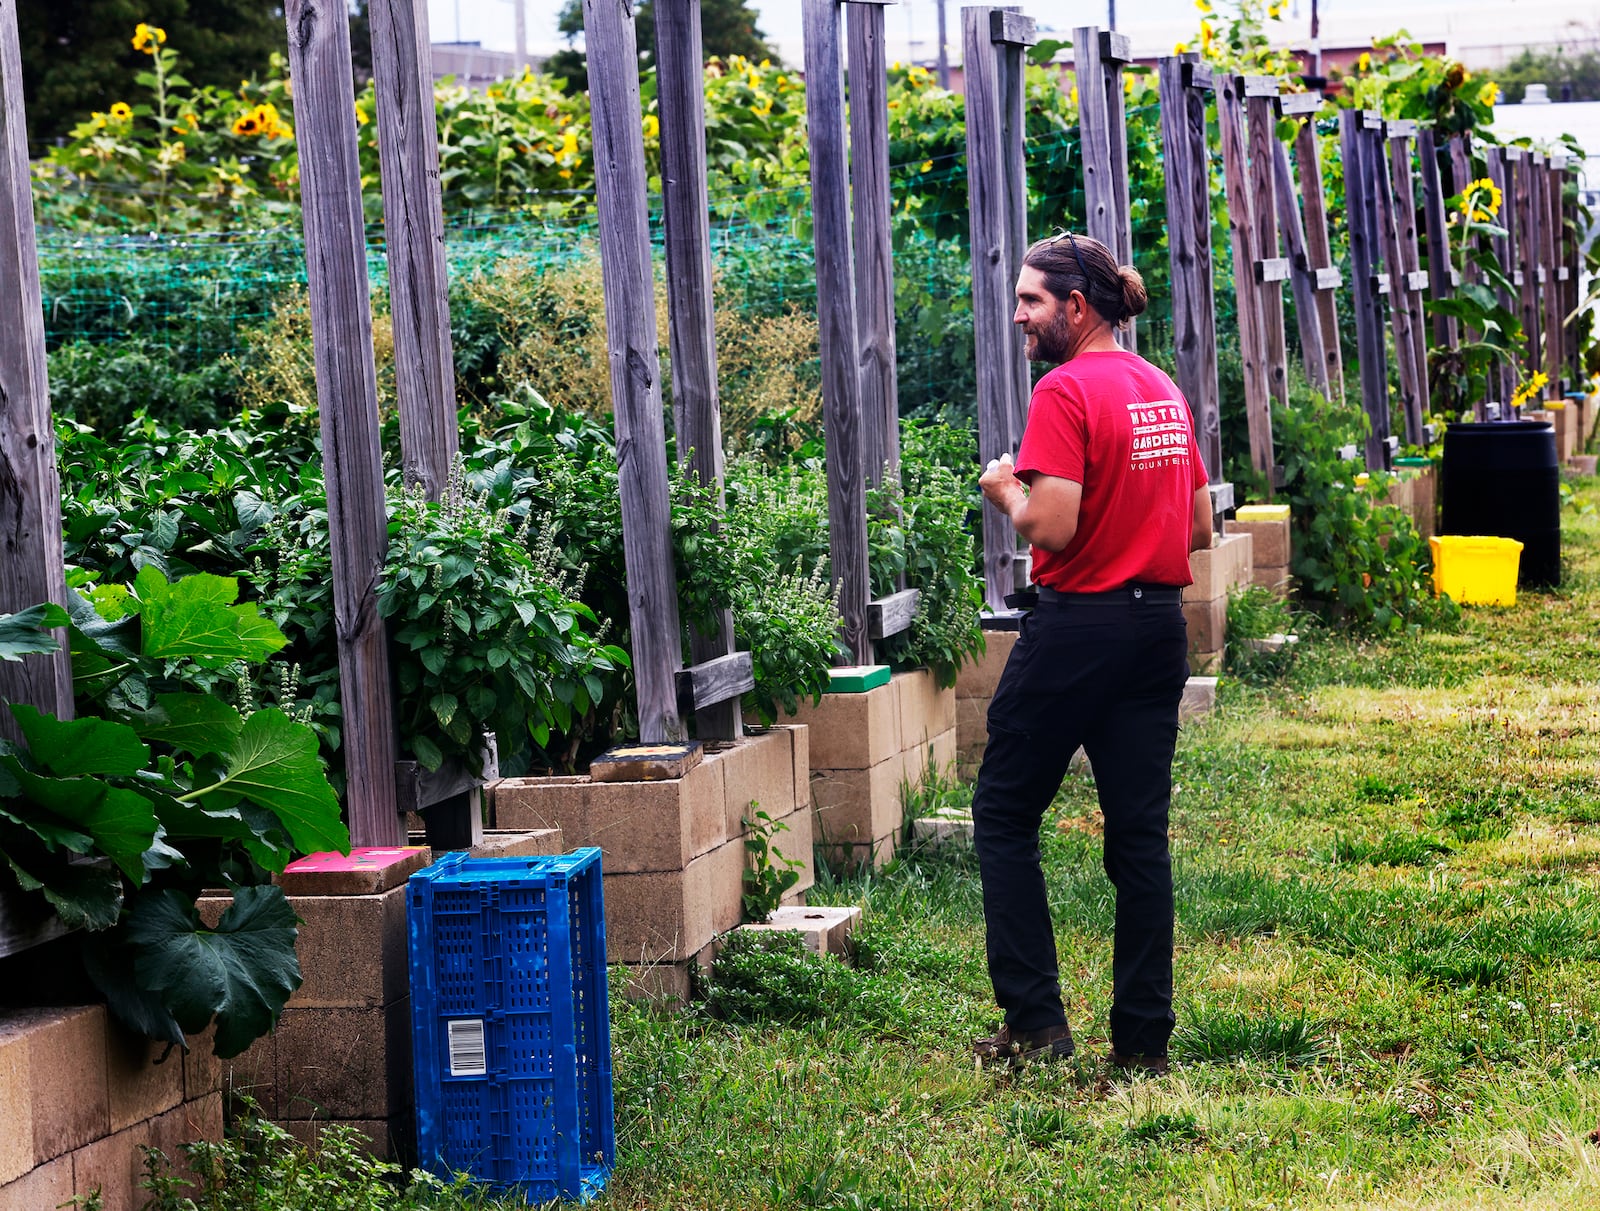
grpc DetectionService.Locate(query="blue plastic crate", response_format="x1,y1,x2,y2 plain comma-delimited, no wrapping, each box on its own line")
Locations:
408,848,613,1202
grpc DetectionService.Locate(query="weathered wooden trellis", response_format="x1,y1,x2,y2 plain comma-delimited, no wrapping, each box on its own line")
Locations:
1340,108,1396,469
1277,91,1344,404
802,0,920,662
962,3,1034,616
1157,54,1222,482
1075,25,1135,352
1379,118,1431,448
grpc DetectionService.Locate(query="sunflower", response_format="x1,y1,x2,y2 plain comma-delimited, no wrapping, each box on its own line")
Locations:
109,101,133,122
1478,81,1500,107
643,113,659,139
131,23,166,54
232,112,261,137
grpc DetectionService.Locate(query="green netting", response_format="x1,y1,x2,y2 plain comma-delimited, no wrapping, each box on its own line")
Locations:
34,123,1174,419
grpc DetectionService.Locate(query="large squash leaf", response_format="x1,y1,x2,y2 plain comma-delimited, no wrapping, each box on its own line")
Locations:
10,705,149,777
0,604,67,661
193,709,348,856
134,694,244,757
0,757,159,880
2,834,123,931
127,885,301,1058
134,567,286,667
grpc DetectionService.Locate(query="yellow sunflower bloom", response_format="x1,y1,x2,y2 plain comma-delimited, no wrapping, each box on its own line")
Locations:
919,158,933,172
643,113,660,139
1478,81,1500,107
232,113,261,137
131,23,166,54
109,101,133,122
1357,52,1371,73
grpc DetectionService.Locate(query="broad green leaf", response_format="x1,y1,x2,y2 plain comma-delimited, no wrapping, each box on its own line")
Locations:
0,756,159,880
150,792,293,873
197,709,348,856
3,840,123,931
136,694,245,757
11,704,149,777
134,567,286,666
0,604,67,662
410,734,444,771
233,490,275,532
0,792,96,855
127,885,302,1058
83,931,186,1049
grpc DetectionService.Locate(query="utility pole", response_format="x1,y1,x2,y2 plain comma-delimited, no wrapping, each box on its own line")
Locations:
514,0,527,71
1310,0,1323,80
936,0,949,87
1108,1,1116,30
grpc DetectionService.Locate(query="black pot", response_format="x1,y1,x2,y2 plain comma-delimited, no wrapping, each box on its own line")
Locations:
1439,421,1561,589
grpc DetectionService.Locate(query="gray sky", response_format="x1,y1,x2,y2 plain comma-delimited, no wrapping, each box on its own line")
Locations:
430,0,1598,68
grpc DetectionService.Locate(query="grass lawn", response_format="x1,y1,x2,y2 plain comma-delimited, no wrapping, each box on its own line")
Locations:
599,475,1600,1211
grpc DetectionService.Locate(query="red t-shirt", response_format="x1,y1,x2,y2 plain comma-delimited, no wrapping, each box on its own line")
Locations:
1015,350,1208,593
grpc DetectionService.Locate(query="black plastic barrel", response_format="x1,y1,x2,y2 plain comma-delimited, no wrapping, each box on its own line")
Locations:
1440,421,1561,588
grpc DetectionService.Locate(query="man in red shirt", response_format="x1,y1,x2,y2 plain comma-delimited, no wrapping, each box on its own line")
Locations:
971,232,1212,1073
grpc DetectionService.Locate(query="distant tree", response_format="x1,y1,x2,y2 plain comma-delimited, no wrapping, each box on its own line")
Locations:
546,0,779,92
1486,44,1600,104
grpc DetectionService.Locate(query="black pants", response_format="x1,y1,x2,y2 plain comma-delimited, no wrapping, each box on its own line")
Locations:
971,592,1189,1056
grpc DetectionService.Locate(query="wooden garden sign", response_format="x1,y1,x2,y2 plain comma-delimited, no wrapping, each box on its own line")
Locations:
963,4,1034,616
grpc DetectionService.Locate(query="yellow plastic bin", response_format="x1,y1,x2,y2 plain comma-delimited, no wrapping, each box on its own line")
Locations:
1429,535,1524,606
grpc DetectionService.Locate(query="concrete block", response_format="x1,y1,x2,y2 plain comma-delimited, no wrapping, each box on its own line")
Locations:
1382,474,1415,513
1182,594,1227,654
780,679,900,770
462,828,565,858
8,1006,110,1164
718,729,798,840
280,1117,403,1161
810,755,905,851
1184,531,1253,602
1190,648,1224,676
954,629,1018,700
1571,454,1598,475
0,1153,71,1211
105,1019,184,1134
494,755,726,873
894,669,956,748
220,1029,276,1119
603,833,745,964
780,724,810,810
1230,514,1291,568
1551,402,1577,461
1408,467,1436,538
71,1095,222,1211
276,998,410,1122
1179,676,1218,723
735,905,861,956
181,1026,223,1105
590,740,702,783
956,696,989,765
769,802,815,902
276,847,431,896
911,815,974,846
1250,565,1291,594
1242,633,1299,655
0,1027,31,1184
284,884,408,1010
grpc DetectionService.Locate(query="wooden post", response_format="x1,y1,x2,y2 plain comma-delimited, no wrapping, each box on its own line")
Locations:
1217,73,1275,478
1512,149,1543,388
997,10,1031,449
1380,121,1428,447
1243,78,1289,410
1484,145,1517,412
368,0,457,499
1558,159,1582,389
963,6,1034,613
804,0,871,662
0,0,71,731
1416,127,1459,355
584,0,686,739
1541,156,1564,392
847,0,899,489
1158,55,1223,480
657,0,739,740
1275,93,1341,402
1271,137,1329,399
1340,109,1392,469
284,0,402,846
1075,26,1135,351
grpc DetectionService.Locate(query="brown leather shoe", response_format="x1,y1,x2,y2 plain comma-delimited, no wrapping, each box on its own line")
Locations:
1106,1048,1170,1076
973,1022,1076,1067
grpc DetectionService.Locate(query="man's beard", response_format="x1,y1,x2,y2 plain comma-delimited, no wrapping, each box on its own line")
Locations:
1023,308,1073,364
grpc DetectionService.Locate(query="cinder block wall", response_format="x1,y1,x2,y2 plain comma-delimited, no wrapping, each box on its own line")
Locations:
0,1006,222,1211
1183,530,1254,672
785,670,956,867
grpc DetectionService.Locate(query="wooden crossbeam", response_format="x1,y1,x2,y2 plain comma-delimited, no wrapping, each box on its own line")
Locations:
1278,92,1322,116
868,588,922,640
676,652,756,715
1255,257,1291,283
1315,267,1343,290
990,9,1036,44
1099,30,1132,61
